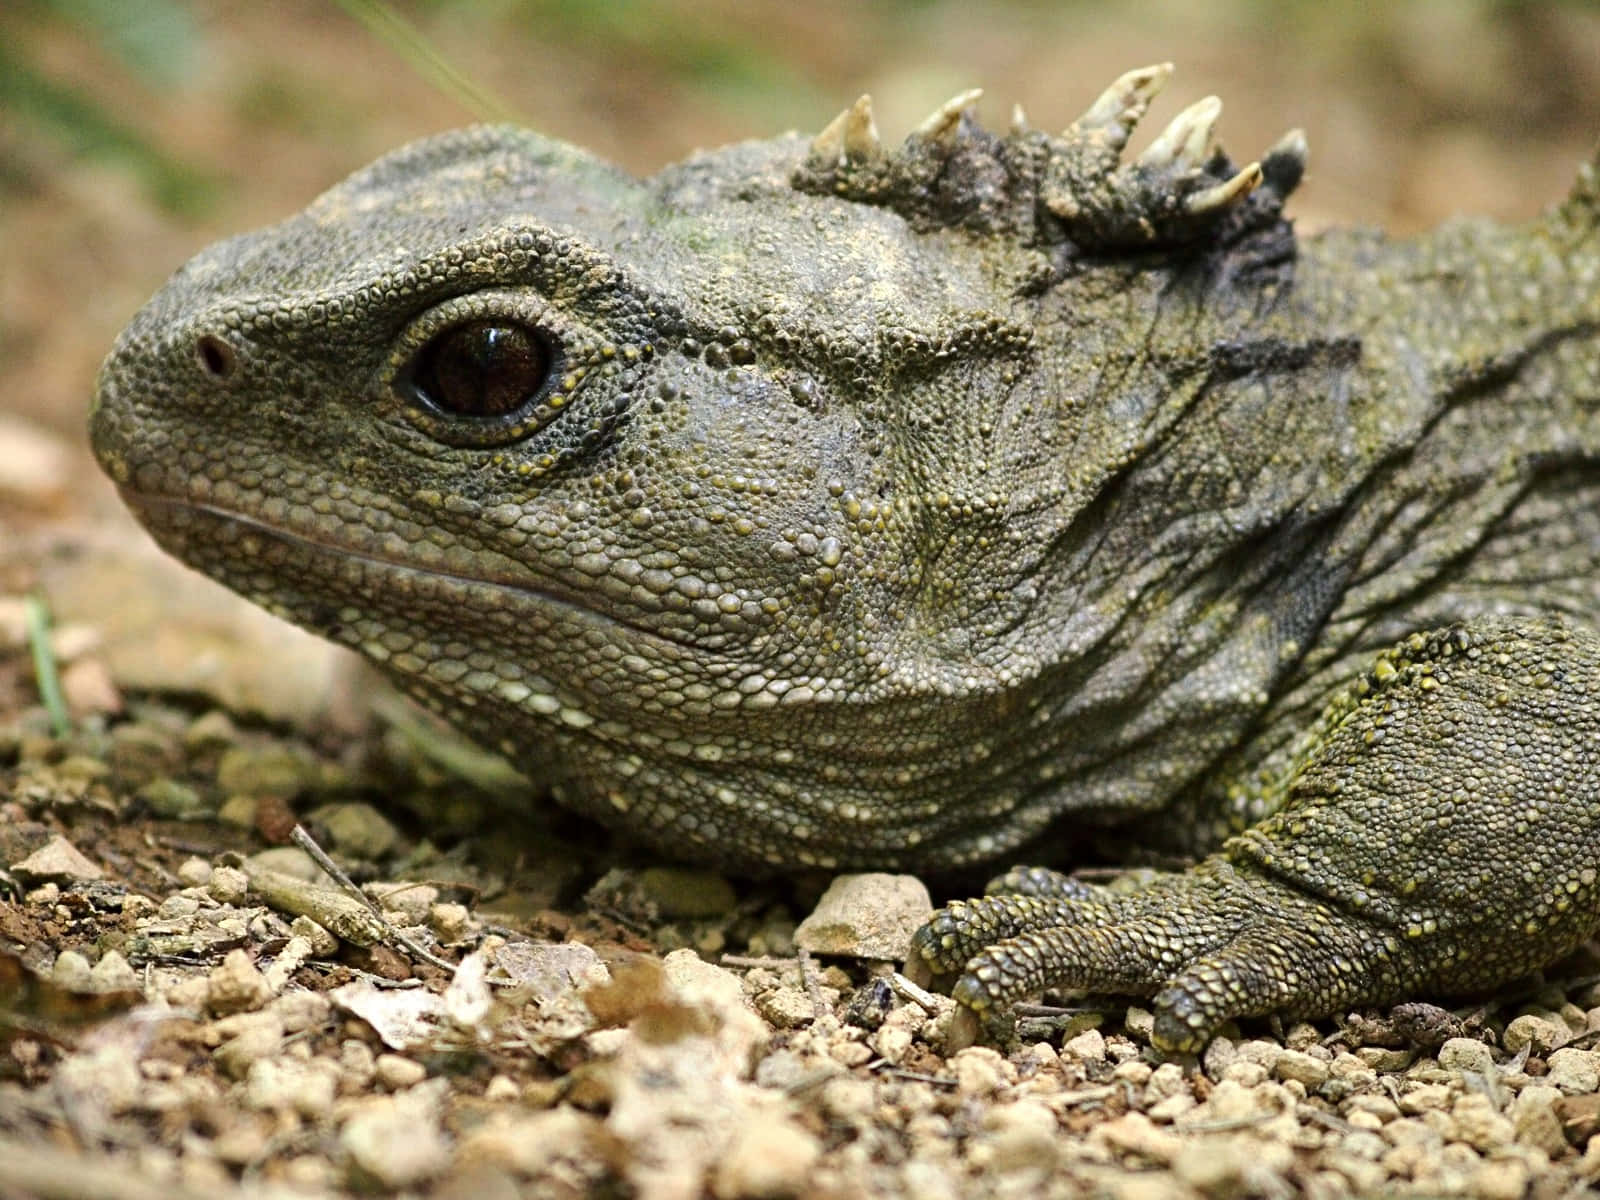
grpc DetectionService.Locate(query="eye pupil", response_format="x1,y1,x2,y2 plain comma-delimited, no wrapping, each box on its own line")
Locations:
417,321,549,418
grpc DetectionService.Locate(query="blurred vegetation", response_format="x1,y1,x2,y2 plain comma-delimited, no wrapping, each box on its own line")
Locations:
331,0,517,122
5,0,1599,221
2,0,217,216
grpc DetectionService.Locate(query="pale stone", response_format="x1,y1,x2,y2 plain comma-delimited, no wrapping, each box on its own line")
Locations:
793,873,932,960
709,1117,822,1199
14,835,102,882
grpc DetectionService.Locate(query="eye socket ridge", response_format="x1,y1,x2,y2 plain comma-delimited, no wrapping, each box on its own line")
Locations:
408,319,558,423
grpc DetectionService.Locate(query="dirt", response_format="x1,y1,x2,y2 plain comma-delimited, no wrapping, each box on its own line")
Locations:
5,3,1600,1197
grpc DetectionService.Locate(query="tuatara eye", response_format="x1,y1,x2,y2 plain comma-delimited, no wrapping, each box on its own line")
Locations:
413,321,552,419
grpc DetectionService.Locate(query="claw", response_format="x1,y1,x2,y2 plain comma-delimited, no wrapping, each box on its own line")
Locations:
915,88,983,146
1261,127,1309,197
844,94,882,161
809,104,850,164
1266,127,1308,173
810,94,880,164
1184,161,1263,215
901,953,935,990
1070,62,1174,149
1009,102,1031,136
1138,95,1222,170
944,1004,982,1052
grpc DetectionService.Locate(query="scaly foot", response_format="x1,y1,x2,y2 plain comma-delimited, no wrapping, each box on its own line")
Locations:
906,621,1600,1051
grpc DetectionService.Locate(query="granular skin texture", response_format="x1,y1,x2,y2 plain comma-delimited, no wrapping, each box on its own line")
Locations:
90,67,1600,1049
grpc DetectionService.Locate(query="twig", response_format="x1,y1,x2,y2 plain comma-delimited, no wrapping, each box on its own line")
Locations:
720,954,801,970
886,972,945,1015
268,826,456,972
1180,1109,1280,1132
795,945,829,1021
872,1065,957,1087
1296,1104,1359,1136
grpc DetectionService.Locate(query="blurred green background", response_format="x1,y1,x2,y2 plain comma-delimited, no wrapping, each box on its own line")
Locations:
5,0,1600,437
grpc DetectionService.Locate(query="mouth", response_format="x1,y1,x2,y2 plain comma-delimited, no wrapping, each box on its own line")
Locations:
116,488,693,659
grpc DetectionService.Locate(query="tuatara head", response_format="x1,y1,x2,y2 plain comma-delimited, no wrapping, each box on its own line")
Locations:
91,69,1305,871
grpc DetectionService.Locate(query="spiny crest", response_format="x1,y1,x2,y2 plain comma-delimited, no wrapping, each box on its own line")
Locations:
791,65,1307,255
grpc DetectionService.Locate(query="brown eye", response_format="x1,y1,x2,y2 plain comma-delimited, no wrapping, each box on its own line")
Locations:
413,321,551,419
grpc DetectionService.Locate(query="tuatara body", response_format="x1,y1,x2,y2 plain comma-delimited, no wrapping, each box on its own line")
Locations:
91,67,1600,1050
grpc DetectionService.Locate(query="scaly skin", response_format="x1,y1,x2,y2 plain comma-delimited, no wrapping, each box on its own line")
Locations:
90,67,1600,1049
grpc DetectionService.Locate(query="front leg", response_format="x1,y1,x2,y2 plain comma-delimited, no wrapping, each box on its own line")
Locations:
906,620,1600,1052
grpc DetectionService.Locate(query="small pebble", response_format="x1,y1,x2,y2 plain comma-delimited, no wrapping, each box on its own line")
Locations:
1221,1061,1269,1087
208,948,273,1015
1435,1037,1494,1076
158,893,201,918
1234,1039,1284,1072
375,1053,427,1090
634,866,738,918
1201,1035,1238,1078
1503,1013,1569,1055
1355,1045,1413,1072
872,1023,914,1064
1124,1006,1155,1041
365,880,439,924
184,710,239,752
207,865,250,906
1398,1083,1453,1114
430,901,473,942
1112,1059,1153,1088
89,949,138,992
311,802,401,859
982,1099,1059,1173
217,745,315,797
177,857,213,888
1144,1061,1187,1104
1511,1084,1568,1156
954,1046,1011,1098
341,1082,452,1188
1546,1047,1600,1093
1342,1093,1401,1123
484,1074,520,1102
271,989,332,1033
1448,1093,1513,1151
1061,1028,1107,1063
138,778,209,819
1274,1048,1330,1089
215,1018,287,1080
757,985,817,1030
1471,1159,1529,1200
710,1116,822,1200
820,1076,875,1123
211,1117,271,1166
793,873,931,960
289,915,340,956
51,950,94,991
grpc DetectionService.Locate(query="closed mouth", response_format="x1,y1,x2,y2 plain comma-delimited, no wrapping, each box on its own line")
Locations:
116,488,694,656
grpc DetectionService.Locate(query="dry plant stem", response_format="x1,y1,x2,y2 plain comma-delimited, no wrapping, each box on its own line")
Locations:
288,823,458,972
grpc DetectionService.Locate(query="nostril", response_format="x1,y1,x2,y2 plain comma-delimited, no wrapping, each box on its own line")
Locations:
196,334,237,379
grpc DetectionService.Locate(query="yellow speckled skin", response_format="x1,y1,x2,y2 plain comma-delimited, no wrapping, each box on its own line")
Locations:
91,70,1600,1046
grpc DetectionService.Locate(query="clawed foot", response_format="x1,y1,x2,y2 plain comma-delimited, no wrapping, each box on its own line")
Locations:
907,861,1374,1053
907,624,1600,1054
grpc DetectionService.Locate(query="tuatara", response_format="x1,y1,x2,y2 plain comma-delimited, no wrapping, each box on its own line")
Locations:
90,66,1600,1051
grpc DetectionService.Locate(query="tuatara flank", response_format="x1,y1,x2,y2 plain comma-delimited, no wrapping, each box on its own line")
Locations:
91,65,1600,1052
